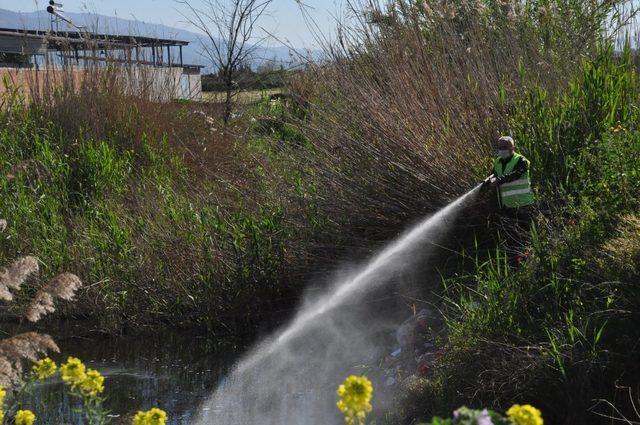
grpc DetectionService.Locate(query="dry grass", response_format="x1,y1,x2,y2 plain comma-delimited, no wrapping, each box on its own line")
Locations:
202,88,284,104
25,273,83,323
0,332,59,388
0,41,315,333
0,256,39,302
288,0,621,243
598,214,640,280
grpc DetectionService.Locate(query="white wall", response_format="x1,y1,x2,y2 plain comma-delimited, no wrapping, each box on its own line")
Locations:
0,64,202,102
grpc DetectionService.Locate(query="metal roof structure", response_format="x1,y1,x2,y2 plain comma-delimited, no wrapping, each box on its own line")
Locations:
0,27,203,69
0,27,190,49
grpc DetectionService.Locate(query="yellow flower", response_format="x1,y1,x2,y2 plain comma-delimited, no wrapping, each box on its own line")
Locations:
133,411,147,425
15,409,36,425
80,369,105,397
336,375,373,425
32,358,57,380
507,404,544,425
132,408,167,425
60,357,86,389
0,386,5,423
146,408,168,425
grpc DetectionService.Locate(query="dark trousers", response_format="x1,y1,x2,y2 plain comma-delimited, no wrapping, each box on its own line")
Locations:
494,205,534,264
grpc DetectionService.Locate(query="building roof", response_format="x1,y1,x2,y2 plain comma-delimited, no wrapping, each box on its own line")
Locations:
0,27,191,51
0,27,204,70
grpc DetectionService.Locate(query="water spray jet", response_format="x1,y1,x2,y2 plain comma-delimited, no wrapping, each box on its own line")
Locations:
197,185,481,425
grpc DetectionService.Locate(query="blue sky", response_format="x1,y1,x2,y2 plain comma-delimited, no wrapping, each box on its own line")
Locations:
0,0,341,48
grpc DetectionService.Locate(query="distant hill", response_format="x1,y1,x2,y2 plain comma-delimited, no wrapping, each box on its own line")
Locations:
0,8,311,70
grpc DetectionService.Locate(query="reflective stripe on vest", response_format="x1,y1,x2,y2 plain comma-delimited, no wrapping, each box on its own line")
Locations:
494,153,535,208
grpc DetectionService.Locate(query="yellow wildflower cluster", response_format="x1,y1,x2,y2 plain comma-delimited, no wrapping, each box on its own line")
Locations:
133,408,168,425
80,369,105,397
336,375,373,425
0,386,5,423
32,358,57,380
507,404,544,425
60,357,105,398
15,409,36,425
60,357,86,388
610,123,626,134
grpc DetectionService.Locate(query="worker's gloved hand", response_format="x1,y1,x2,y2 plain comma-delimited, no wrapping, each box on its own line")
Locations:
481,176,496,189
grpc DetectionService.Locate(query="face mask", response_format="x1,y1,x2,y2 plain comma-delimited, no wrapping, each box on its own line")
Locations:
498,149,512,159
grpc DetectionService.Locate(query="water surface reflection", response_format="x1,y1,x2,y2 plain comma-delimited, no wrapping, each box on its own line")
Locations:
30,329,232,424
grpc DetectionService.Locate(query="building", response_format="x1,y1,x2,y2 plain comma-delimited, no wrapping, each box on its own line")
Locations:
0,27,203,100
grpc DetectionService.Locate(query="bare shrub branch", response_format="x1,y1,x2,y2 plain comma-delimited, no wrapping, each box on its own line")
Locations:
178,0,274,123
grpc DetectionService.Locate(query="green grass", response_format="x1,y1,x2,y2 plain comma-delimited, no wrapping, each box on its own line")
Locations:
0,93,312,334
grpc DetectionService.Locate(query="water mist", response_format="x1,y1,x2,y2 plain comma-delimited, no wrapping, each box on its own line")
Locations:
196,186,481,425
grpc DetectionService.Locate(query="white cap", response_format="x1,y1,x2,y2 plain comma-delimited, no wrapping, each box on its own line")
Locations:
497,136,515,148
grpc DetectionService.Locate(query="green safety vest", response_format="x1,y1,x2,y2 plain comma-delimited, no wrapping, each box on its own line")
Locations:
494,152,535,209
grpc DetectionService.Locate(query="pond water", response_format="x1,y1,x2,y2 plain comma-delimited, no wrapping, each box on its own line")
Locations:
26,327,234,424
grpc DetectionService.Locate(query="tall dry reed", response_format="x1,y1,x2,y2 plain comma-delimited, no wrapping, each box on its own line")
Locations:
290,0,630,241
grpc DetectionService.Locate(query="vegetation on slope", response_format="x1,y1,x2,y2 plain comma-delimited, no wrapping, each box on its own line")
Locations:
0,72,318,336
287,0,626,244
281,1,639,422
397,46,640,424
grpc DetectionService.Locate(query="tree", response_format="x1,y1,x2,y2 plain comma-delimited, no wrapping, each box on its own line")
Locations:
178,0,273,124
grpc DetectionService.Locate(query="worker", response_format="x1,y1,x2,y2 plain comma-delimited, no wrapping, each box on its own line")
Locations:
483,135,535,262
